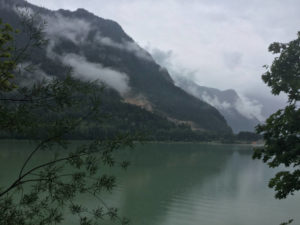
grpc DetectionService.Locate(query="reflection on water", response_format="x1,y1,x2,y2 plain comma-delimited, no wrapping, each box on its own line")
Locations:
0,141,299,225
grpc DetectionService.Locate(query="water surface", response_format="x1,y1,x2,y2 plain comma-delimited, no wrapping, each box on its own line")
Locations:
0,141,299,225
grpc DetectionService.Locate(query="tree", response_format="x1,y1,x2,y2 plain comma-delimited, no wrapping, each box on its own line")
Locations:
253,32,300,200
236,131,262,142
0,15,135,225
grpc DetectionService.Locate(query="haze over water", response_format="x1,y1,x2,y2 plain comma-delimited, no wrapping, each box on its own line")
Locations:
1,141,299,225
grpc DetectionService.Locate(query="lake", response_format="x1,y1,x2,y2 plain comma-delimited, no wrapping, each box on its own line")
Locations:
0,140,299,225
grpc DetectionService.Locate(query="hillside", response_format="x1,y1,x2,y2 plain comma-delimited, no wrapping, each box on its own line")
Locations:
0,0,233,138
175,77,260,133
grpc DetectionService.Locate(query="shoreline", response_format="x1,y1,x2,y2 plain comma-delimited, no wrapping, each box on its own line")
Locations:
0,139,261,146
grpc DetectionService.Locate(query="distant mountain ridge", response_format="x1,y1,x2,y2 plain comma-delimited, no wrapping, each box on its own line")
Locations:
0,0,233,135
174,77,260,133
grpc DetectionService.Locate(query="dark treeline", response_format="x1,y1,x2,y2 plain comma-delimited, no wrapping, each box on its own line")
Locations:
0,87,260,143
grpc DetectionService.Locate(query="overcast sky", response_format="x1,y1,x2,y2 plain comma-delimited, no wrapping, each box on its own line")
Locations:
27,0,299,100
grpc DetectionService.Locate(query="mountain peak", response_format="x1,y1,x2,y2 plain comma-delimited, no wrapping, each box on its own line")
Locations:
57,8,94,18
74,8,94,17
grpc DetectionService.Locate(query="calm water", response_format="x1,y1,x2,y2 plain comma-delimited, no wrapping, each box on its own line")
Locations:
0,140,299,225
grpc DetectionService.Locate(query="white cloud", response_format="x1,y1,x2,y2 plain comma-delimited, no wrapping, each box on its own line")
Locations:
44,13,91,45
40,13,131,95
193,89,264,122
148,46,284,120
94,33,153,61
234,95,264,122
42,12,153,62
223,51,243,70
60,53,130,95
27,0,299,98
46,46,131,95
19,0,296,111
17,62,52,87
201,92,231,110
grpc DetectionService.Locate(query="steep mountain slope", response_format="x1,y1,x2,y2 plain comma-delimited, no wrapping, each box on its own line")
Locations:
175,77,260,133
0,0,232,135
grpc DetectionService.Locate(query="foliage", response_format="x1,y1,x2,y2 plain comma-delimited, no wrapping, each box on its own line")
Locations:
0,19,18,92
253,32,300,199
280,219,294,225
0,79,224,142
0,16,135,225
262,32,300,102
236,131,262,142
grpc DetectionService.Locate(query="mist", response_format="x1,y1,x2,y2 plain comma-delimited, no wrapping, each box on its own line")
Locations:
45,13,91,45
149,47,284,120
61,54,130,95
42,12,131,95
94,34,153,61
27,0,300,103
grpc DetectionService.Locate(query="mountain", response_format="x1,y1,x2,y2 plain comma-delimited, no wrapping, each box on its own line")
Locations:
174,77,260,133
0,0,233,137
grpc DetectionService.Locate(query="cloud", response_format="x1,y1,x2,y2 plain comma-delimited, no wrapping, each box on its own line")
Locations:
148,47,173,68
184,82,264,121
61,54,130,95
94,33,153,61
223,51,243,70
26,0,300,97
44,13,91,45
43,11,152,61
16,62,52,87
40,13,131,95
42,11,153,63
147,46,199,83
47,43,131,95
200,92,231,110
234,95,264,121
200,91,264,122
13,0,293,112
42,13,91,59
148,46,269,121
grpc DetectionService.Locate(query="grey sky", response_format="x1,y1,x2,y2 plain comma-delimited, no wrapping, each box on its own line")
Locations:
27,0,299,100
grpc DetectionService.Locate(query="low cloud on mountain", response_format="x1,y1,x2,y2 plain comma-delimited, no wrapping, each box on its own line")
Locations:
46,41,131,95
16,62,52,87
200,92,231,111
40,12,131,95
197,89,264,122
45,13,91,45
27,0,298,108
43,11,152,62
61,54,130,95
149,47,265,123
235,95,264,121
94,34,153,61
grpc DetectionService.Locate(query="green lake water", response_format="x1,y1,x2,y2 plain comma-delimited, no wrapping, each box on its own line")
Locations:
0,140,299,225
